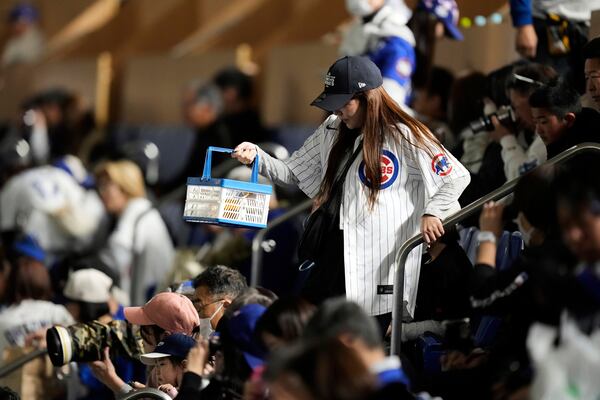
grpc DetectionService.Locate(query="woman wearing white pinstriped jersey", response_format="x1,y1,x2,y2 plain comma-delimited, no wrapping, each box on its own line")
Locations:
233,56,470,322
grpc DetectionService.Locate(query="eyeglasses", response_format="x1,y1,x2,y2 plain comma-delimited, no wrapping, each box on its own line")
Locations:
193,298,224,310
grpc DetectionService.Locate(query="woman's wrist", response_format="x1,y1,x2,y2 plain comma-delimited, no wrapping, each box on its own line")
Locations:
477,230,497,244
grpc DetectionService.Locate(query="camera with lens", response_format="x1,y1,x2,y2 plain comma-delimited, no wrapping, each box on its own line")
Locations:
469,105,515,133
46,319,144,366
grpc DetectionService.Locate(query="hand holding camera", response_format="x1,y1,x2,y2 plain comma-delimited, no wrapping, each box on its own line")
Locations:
469,105,516,142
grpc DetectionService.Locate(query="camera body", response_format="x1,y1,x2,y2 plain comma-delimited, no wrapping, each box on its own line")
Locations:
470,105,515,133
46,319,144,366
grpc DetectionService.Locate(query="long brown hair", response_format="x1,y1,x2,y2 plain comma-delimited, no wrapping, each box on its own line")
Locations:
315,86,443,208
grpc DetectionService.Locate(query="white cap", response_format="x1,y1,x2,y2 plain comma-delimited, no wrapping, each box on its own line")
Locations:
63,268,113,303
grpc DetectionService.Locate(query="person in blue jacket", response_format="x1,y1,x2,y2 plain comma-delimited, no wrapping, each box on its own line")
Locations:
340,0,416,108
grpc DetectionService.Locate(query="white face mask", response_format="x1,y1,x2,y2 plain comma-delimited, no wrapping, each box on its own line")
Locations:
198,302,224,339
514,217,535,247
346,0,375,17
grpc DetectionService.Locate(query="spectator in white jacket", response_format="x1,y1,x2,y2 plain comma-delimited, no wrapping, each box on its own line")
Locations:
95,160,174,306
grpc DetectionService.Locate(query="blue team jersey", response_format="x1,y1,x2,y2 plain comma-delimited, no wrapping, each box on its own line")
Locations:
367,35,416,101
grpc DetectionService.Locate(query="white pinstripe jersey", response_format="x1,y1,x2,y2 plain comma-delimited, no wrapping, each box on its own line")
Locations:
258,115,470,316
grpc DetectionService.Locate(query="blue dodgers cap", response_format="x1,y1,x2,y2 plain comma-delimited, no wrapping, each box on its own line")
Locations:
311,56,383,112
419,0,463,41
13,235,45,263
140,333,196,365
228,303,267,369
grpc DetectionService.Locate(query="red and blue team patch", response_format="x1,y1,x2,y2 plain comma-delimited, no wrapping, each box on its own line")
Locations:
358,150,399,189
431,153,453,176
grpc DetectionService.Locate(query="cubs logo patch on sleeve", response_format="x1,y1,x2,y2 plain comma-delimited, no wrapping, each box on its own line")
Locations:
431,153,453,176
358,150,399,189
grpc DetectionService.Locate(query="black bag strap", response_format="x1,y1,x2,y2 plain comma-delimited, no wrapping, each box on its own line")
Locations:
324,139,363,214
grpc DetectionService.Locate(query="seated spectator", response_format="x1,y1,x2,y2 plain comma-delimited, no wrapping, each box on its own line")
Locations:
95,160,174,306
177,303,268,400
90,292,200,395
529,79,600,158
469,165,577,397
0,165,105,261
0,235,73,356
303,298,410,389
139,333,196,398
192,265,248,338
526,155,600,398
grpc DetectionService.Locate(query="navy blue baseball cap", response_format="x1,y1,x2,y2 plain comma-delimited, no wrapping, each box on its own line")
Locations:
140,333,196,365
228,303,267,369
311,56,383,112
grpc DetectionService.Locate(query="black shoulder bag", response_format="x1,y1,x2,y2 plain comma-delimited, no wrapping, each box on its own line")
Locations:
297,140,363,268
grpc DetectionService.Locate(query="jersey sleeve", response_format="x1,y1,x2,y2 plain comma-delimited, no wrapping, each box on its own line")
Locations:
403,126,471,219
510,0,533,27
258,116,334,198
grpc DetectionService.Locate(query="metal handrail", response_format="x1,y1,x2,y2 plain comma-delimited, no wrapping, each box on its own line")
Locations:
0,348,46,378
390,142,600,355
250,199,312,287
117,388,172,400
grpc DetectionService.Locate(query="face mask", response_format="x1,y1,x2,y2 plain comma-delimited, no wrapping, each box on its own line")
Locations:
514,217,535,247
198,302,224,339
345,0,375,17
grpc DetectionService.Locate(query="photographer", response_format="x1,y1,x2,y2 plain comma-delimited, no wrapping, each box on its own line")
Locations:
490,63,557,180
89,292,200,395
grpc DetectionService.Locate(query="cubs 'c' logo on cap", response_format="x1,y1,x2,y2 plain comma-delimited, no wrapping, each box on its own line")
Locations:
358,150,399,189
431,153,453,176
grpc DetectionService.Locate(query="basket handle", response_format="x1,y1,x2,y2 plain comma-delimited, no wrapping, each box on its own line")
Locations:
201,146,260,183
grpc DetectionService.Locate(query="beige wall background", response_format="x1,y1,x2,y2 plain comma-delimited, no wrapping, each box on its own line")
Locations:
0,1,597,126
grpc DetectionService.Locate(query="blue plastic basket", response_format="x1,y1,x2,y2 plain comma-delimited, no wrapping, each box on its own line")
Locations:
183,146,272,228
